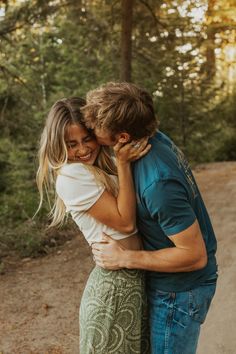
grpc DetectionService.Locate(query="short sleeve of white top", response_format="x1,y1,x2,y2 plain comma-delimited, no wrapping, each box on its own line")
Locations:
56,163,137,245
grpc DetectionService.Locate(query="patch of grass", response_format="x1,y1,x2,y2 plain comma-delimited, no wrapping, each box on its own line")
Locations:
0,218,77,259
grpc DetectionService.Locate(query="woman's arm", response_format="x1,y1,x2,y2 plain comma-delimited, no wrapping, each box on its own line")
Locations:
87,139,150,233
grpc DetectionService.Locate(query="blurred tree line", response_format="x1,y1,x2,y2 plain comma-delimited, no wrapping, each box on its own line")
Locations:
0,0,235,259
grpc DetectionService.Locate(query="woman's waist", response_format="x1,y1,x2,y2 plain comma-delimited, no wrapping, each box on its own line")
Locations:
72,211,141,248
89,265,145,286
117,233,142,250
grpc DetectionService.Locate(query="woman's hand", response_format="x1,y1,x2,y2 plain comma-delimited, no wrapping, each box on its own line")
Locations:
114,137,151,164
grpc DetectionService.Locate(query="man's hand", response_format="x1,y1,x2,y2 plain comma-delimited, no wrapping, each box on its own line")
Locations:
91,233,126,270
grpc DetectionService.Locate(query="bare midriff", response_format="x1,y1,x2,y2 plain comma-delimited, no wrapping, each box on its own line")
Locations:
117,233,142,251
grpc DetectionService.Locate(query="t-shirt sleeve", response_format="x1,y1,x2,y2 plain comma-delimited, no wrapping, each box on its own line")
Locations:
143,179,196,236
56,163,105,212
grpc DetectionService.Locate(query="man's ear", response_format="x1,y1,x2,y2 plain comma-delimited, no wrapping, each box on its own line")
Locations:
117,132,131,143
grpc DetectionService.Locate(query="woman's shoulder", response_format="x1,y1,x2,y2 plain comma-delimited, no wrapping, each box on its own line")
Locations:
60,162,87,173
56,163,105,208
56,163,100,195
59,162,92,179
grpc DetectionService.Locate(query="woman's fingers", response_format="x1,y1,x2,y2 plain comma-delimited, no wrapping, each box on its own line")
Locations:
131,142,152,160
113,141,125,153
114,137,151,162
128,138,151,160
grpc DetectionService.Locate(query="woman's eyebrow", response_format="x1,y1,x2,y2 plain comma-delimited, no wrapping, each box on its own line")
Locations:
65,139,77,143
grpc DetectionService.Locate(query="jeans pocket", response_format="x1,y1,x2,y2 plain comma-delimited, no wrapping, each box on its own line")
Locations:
189,283,216,324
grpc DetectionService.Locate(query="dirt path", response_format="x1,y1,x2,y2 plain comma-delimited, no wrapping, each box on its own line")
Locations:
0,162,236,354
195,162,236,354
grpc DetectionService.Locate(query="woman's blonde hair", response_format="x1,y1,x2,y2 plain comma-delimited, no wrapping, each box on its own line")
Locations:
36,97,117,227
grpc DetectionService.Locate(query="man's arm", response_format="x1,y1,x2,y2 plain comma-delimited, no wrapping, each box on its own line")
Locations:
92,220,207,272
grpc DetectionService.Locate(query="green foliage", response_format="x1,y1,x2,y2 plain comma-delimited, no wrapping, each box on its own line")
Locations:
0,219,76,258
215,133,236,161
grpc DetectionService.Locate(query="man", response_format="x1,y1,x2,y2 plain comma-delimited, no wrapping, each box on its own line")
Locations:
81,82,218,354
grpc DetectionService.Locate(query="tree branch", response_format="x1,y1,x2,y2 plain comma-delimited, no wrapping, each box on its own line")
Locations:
138,0,167,29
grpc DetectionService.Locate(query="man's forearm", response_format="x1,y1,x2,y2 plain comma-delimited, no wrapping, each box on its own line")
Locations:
121,247,207,273
92,222,207,272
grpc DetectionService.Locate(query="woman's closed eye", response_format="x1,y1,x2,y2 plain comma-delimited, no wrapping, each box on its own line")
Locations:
83,136,93,143
67,142,78,149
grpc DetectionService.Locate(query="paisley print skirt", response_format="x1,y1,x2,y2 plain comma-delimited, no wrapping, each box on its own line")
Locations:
79,266,150,354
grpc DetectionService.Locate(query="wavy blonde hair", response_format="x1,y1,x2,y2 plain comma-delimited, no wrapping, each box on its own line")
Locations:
36,97,117,227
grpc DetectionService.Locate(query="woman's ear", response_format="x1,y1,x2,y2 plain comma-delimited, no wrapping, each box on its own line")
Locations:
117,132,131,143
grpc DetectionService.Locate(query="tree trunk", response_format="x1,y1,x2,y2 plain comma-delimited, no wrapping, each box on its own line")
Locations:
206,0,216,78
120,0,134,82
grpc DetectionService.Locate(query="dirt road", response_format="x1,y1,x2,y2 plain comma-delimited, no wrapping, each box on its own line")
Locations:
0,162,236,354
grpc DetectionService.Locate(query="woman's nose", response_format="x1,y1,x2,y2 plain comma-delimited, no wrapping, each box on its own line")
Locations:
77,144,89,154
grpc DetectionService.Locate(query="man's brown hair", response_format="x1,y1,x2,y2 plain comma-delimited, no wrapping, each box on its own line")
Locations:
82,82,158,140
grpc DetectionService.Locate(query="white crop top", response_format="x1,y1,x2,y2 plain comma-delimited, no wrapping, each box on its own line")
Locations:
56,163,137,245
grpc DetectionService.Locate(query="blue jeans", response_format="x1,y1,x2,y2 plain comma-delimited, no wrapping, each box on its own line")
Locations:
147,280,217,354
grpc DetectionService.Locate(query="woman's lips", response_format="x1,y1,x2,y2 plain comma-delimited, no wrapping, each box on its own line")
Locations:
77,152,93,162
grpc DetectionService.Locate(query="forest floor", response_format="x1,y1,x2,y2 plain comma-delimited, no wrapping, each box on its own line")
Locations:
0,162,236,354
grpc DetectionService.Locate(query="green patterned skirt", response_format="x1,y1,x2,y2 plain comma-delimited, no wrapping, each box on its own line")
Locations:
79,266,150,354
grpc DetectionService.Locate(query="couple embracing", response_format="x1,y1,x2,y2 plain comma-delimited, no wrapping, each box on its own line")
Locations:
37,82,217,354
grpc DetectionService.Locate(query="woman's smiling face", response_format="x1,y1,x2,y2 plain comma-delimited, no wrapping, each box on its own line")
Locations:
65,123,100,165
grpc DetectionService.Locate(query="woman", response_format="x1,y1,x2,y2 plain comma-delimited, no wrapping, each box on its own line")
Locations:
36,97,150,354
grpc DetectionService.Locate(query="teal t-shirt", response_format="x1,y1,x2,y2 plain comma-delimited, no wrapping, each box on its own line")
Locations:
133,131,218,292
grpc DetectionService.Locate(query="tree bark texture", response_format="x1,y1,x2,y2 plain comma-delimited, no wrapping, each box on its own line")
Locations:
206,0,217,78
120,0,134,82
